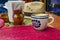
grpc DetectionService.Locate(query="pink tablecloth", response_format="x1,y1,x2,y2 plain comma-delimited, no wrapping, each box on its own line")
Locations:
0,25,60,40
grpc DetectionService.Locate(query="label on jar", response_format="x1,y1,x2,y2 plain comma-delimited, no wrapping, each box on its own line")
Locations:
32,20,41,28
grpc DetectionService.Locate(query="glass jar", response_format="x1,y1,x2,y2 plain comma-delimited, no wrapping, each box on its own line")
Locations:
13,10,24,25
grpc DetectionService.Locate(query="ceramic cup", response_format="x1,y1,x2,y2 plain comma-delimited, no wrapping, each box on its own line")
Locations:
31,14,54,30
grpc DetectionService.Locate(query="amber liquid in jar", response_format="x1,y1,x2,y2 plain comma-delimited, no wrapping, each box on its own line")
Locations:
13,10,24,25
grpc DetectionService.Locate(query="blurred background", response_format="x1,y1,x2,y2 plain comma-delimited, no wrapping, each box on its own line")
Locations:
0,0,60,29
7,0,60,16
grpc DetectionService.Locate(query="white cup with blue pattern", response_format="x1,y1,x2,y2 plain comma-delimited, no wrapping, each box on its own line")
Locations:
31,14,54,30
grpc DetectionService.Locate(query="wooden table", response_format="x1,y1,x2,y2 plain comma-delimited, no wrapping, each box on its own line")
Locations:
47,12,60,29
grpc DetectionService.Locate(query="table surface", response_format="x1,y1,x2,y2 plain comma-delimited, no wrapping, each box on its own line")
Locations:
47,12,60,29
0,25,60,40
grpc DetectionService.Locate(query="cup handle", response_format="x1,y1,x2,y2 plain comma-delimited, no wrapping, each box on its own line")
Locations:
48,15,54,25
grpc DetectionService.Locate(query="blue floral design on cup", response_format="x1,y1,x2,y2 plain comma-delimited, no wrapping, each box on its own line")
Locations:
32,20,41,28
